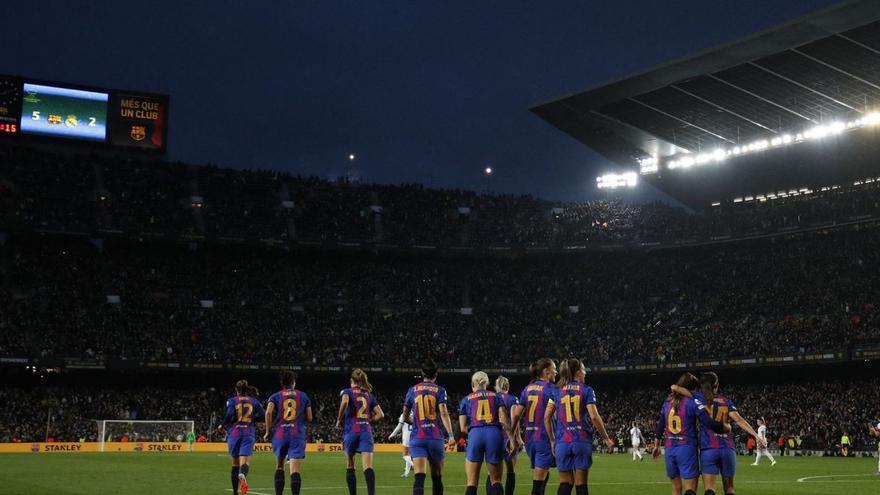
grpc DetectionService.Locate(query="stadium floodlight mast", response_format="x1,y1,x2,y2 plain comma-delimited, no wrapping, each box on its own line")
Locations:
485,166,493,175
596,172,637,189
638,112,880,175
349,153,356,161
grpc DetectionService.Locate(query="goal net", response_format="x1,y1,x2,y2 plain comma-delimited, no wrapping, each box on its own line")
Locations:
97,420,195,452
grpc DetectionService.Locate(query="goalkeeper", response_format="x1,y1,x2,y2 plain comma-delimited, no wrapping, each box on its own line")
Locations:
187,430,196,452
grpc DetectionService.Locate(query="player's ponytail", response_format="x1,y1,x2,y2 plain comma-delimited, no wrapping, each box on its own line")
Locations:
235,379,249,396
494,375,510,393
671,372,698,407
248,385,260,398
351,368,373,394
532,357,555,382
699,372,719,402
558,358,582,386
471,371,489,390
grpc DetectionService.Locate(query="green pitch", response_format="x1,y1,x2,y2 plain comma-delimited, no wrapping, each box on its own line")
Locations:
0,452,877,494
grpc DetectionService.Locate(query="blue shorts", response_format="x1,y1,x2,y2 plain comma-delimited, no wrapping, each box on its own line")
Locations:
526,441,554,469
665,445,699,480
555,441,593,472
410,438,445,463
343,432,374,456
466,427,504,464
272,436,306,460
701,448,736,477
227,435,255,457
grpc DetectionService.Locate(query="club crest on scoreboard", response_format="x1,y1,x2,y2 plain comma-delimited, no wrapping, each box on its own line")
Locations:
130,125,146,141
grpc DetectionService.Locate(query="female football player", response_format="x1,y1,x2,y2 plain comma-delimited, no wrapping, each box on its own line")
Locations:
402,359,457,495
510,358,557,495
220,379,265,495
459,371,511,495
544,358,614,495
264,370,313,495
336,368,384,495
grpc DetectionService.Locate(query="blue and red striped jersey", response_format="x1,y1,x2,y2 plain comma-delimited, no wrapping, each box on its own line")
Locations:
223,395,265,438
267,388,311,440
694,390,737,450
551,381,596,444
340,387,378,435
655,395,726,448
404,381,448,440
518,380,555,443
459,390,504,428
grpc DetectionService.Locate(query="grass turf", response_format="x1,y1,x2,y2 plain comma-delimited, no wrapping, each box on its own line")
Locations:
0,451,877,494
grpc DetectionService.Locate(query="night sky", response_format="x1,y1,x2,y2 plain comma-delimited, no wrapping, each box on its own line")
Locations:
3,0,841,201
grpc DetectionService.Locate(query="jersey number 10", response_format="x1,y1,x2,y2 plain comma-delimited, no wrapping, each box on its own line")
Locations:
416,394,437,420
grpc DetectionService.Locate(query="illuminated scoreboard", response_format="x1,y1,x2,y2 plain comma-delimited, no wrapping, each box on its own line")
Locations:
0,74,168,152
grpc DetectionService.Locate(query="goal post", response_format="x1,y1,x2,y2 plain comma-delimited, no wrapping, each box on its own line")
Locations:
97,420,195,452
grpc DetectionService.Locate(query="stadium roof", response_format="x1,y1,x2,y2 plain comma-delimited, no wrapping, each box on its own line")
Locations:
532,0,880,208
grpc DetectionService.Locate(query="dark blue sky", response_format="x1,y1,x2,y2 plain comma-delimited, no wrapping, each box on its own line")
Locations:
3,0,840,200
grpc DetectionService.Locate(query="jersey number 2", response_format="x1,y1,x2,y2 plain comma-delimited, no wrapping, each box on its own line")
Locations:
356,397,370,419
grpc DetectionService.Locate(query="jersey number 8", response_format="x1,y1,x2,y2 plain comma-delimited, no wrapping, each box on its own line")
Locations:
283,398,298,421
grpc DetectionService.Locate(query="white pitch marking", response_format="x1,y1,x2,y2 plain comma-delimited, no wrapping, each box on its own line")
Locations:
797,473,880,482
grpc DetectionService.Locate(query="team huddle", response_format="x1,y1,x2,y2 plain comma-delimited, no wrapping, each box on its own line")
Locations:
217,359,876,495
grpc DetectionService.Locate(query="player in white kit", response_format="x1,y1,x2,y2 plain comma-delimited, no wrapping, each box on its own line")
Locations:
752,418,776,466
869,421,880,474
629,422,645,461
389,413,414,477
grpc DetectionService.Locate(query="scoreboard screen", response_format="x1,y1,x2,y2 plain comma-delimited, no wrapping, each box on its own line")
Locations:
0,74,168,152
21,83,109,141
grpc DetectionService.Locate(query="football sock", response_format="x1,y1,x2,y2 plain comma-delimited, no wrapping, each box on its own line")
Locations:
231,466,240,495
491,482,503,495
684,490,696,495
413,473,426,495
575,485,588,495
465,486,478,495
364,467,376,495
274,469,284,495
532,479,544,495
705,491,715,495
557,482,573,495
346,467,357,495
542,473,551,495
486,475,492,495
505,472,515,495
431,474,443,495
240,464,250,478
291,472,301,495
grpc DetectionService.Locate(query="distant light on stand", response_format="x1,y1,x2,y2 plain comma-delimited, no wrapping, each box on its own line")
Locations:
596,172,637,189
484,167,493,175
349,154,355,161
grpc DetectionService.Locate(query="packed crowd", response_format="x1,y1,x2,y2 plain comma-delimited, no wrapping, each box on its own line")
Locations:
0,386,397,445
2,224,879,366
2,378,876,451
4,145,880,247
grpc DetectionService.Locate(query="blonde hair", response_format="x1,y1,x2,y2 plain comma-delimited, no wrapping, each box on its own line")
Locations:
351,368,373,393
494,375,510,393
471,371,489,390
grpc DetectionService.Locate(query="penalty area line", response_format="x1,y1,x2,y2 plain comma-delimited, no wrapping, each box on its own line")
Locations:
797,473,880,482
